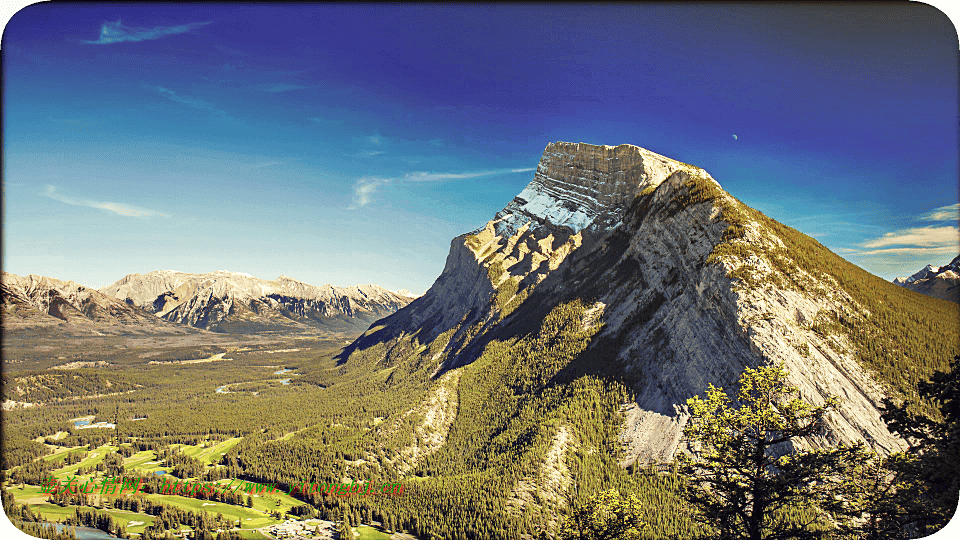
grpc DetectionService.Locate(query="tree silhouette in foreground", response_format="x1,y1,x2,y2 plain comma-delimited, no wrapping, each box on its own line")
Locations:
678,364,861,540
881,354,960,536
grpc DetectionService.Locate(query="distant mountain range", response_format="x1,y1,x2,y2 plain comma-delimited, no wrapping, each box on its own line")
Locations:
2,270,415,336
99,270,415,334
1,272,189,335
893,255,960,303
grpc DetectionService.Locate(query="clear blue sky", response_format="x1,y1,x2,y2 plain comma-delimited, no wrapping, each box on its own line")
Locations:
3,3,958,293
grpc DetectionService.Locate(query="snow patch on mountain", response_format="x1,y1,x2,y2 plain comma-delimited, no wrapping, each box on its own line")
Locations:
493,142,687,237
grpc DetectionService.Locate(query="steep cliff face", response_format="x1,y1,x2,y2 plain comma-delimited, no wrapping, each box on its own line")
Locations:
495,141,686,235
100,270,415,334
344,141,960,475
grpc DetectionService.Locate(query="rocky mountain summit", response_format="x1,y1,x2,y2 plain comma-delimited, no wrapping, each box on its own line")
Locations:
99,270,416,334
342,141,958,475
1,272,189,335
894,255,959,303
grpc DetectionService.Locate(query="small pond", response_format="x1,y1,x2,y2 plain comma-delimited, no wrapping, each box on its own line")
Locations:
43,523,121,540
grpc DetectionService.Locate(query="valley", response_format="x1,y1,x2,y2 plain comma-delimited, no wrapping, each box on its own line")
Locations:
3,335,425,539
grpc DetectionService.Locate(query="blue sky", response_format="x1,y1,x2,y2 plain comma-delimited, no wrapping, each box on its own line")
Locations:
2,3,958,294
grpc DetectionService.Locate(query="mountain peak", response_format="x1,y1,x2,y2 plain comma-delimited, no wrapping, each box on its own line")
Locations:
893,255,960,302
493,141,689,236
341,140,960,469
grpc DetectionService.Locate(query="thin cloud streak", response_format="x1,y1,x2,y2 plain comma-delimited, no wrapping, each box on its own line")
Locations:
919,203,960,222
84,20,212,44
154,87,229,117
860,226,958,249
855,202,960,261
859,245,958,256
404,168,535,183
258,83,310,93
349,167,536,209
42,186,167,218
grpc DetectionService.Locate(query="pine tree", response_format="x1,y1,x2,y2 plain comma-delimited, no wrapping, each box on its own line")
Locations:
678,364,860,540
559,489,646,540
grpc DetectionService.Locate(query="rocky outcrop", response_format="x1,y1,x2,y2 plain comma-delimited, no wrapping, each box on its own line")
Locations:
100,270,415,334
894,255,960,303
347,143,688,363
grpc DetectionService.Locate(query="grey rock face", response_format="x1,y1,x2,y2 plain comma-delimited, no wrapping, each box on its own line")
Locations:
495,142,686,235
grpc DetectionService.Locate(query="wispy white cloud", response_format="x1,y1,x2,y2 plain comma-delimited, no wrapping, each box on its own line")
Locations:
859,245,958,256
349,168,536,209
258,83,310,93
84,20,212,44
918,203,959,222
351,177,391,209
855,203,960,258
42,186,167,218
404,168,535,183
860,226,958,249
154,87,229,117
857,225,958,257
350,150,386,158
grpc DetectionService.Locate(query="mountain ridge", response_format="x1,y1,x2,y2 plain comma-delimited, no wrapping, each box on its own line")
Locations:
1,271,192,335
99,270,416,334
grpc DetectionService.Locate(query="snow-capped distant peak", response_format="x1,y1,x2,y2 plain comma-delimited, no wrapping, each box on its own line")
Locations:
212,270,255,278
391,289,418,298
